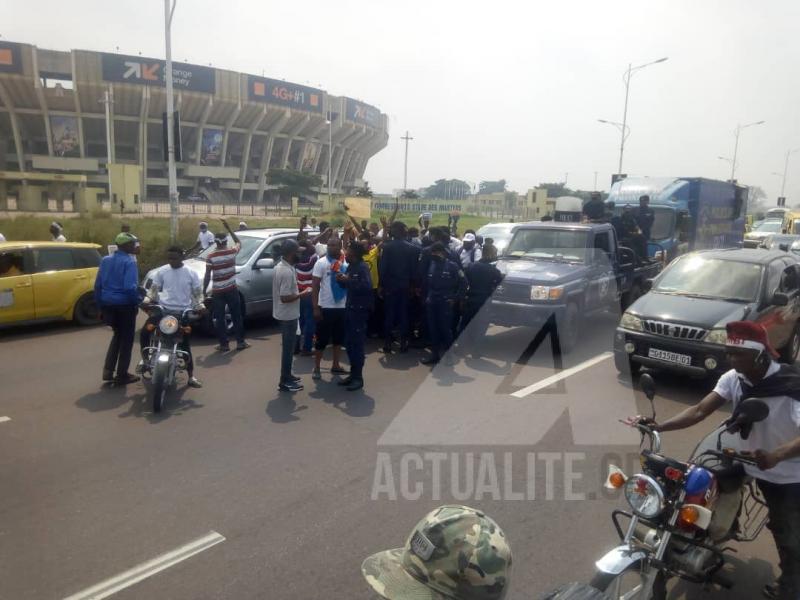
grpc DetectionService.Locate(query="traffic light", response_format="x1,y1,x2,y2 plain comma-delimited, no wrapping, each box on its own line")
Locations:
162,111,182,162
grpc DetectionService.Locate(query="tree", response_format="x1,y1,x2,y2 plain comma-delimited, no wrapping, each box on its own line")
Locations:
401,189,419,199
478,179,506,194
354,183,373,197
424,179,471,199
266,168,323,204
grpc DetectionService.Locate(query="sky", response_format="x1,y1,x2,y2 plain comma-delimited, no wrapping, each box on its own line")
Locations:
4,1,800,200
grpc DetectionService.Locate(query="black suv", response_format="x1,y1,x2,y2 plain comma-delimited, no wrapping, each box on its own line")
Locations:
615,248,800,377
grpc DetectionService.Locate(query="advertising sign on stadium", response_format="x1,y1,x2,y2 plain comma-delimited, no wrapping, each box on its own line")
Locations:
50,116,80,158
345,98,381,127
247,76,323,113
200,128,224,166
101,53,215,93
0,41,23,74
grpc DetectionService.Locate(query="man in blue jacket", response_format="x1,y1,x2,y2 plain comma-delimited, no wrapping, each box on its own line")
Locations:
94,233,142,385
336,241,373,391
422,242,467,366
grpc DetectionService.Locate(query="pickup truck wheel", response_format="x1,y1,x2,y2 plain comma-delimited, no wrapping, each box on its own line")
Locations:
556,303,580,354
780,327,800,364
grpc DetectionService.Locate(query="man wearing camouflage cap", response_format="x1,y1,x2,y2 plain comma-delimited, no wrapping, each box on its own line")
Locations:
362,505,512,600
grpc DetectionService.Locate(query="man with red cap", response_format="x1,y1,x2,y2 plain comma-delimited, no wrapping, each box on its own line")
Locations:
628,320,800,599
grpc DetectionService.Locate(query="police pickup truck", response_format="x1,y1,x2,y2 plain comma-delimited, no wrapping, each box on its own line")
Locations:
489,222,663,352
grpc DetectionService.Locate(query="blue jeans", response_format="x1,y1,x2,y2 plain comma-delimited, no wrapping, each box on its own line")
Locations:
212,288,244,345
279,318,298,384
345,309,369,378
299,294,315,352
426,299,454,358
383,288,409,341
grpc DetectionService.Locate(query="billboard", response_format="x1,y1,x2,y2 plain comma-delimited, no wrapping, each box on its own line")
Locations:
247,76,323,113
200,128,224,166
0,41,23,74
300,142,319,172
345,98,381,127
50,116,80,158
101,53,215,93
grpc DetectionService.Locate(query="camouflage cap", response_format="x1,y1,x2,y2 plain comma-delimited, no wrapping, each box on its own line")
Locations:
361,505,512,600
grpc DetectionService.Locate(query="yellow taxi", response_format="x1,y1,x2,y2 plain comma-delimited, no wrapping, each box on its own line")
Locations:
0,241,103,328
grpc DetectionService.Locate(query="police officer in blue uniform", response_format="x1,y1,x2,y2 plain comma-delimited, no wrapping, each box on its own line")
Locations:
459,242,503,356
379,221,420,354
336,241,374,391
422,242,467,366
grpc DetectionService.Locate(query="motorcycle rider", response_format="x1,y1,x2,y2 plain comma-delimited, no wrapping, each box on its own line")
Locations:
627,321,800,600
139,246,205,388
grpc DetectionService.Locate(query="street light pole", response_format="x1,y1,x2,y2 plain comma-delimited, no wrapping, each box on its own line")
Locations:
729,120,765,181
327,112,333,208
101,90,114,210
780,148,800,197
164,0,179,243
617,57,668,174
401,131,413,192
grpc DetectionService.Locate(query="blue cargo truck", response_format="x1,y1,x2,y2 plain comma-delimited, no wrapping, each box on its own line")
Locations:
607,177,747,261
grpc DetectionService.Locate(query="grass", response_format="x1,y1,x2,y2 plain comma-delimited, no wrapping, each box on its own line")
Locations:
0,211,497,275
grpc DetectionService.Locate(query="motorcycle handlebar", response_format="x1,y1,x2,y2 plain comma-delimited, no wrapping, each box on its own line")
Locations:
620,420,662,454
703,448,758,466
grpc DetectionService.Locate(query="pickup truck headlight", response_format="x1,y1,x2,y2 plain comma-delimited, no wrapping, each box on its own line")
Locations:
620,312,643,331
704,328,727,345
530,285,564,301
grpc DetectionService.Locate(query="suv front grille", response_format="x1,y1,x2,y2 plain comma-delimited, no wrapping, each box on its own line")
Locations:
643,320,707,340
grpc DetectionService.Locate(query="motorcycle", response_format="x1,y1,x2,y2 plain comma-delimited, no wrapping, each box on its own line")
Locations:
591,374,770,599
140,303,201,413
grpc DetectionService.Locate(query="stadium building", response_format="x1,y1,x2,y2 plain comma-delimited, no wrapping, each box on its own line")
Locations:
0,40,388,212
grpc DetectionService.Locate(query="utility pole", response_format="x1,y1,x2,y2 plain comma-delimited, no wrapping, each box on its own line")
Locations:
327,111,334,208
164,0,179,243
594,171,598,190
730,120,766,181
401,131,413,191
101,90,114,210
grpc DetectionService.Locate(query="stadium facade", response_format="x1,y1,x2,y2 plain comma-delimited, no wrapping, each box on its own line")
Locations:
0,40,388,212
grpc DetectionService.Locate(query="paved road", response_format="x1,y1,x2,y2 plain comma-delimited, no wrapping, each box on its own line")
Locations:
0,313,779,599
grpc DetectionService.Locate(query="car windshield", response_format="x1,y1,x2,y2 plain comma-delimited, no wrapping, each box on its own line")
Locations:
654,256,763,301
505,228,588,262
198,236,264,266
649,207,675,241
478,226,513,245
756,220,783,233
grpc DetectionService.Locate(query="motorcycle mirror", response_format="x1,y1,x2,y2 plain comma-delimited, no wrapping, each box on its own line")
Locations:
640,373,656,400
725,398,770,439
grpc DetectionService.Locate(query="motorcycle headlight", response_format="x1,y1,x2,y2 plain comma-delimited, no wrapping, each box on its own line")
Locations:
620,312,643,332
531,285,564,301
159,315,180,335
624,474,666,519
704,328,727,345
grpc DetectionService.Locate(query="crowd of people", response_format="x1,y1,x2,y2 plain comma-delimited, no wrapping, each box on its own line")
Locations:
92,211,504,392
272,209,503,393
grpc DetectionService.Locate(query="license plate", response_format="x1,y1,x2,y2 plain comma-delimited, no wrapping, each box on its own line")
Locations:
648,348,692,366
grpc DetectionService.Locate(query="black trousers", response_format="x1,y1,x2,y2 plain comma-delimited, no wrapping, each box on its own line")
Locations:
758,480,800,598
102,305,138,377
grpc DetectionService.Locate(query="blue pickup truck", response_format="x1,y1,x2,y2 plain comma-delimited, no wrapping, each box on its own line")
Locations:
489,222,663,352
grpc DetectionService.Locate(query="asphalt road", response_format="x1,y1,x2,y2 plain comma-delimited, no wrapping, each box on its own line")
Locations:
0,312,779,599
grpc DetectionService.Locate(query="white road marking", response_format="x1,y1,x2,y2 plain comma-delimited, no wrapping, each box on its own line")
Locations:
0,416,10,423
63,531,225,600
511,352,614,398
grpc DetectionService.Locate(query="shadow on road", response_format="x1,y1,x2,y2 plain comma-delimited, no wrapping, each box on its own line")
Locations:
265,395,309,423
75,381,204,422
75,383,133,413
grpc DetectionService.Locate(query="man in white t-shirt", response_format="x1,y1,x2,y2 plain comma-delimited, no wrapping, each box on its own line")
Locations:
193,222,215,252
628,321,800,600
311,236,348,381
140,246,205,388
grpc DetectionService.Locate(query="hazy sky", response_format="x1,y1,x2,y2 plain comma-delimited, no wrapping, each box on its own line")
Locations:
5,1,800,199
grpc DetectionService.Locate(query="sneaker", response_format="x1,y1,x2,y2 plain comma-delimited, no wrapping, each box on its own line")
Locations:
215,344,230,352
420,355,440,366
114,373,140,386
337,376,353,386
235,341,251,351
187,377,203,388
346,377,364,391
278,381,304,392
312,368,322,380
102,369,114,382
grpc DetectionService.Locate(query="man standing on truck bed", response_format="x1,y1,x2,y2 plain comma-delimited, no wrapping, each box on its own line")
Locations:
636,195,655,241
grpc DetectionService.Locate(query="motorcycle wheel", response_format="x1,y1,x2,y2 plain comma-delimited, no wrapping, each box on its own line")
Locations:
151,359,169,413
590,563,666,600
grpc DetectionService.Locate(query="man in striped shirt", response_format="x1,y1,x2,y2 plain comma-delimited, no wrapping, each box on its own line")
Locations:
203,219,249,352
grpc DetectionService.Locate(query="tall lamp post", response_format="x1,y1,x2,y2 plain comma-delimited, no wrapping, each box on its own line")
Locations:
326,111,334,208
164,0,179,243
615,57,668,174
729,120,765,181
774,148,800,198
401,131,413,192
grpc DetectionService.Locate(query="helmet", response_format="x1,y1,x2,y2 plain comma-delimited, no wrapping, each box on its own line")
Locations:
362,505,512,600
